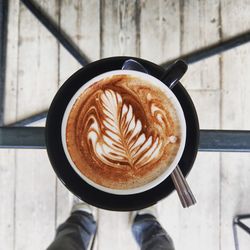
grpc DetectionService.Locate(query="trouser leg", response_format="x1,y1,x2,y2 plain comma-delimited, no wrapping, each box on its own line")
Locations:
47,211,96,250
132,214,175,250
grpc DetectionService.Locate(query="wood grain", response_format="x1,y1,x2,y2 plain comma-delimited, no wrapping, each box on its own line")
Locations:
14,1,59,249
159,90,220,250
4,0,19,125
140,0,181,64
220,0,250,249
98,210,138,250
0,0,19,248
180,0,220,90
100,0,139,58
59,0,100,85
0,149,15,249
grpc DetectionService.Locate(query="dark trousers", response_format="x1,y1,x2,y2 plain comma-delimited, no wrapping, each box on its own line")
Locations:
47,211,96,250
47,212,174,250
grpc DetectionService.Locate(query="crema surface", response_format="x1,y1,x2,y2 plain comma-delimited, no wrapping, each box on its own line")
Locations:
66,75,181,189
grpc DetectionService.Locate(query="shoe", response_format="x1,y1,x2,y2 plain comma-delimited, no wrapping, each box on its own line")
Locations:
71,195,96,219
130,204,158,224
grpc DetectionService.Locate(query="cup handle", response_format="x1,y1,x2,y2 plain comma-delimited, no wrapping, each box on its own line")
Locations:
160,60,188,89
122,59,188,90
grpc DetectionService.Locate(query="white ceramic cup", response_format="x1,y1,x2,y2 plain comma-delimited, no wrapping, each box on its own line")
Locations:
61,70,186,195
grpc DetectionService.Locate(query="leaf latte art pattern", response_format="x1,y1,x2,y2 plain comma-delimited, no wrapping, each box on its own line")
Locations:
87,89,163,169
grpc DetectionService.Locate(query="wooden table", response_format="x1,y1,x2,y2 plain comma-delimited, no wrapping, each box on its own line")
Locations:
1,1,250,250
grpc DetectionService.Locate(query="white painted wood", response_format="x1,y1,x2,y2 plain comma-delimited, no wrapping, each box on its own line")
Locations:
100,0,139,58
59,0,100,85
4,0,19,125
0,0,19,249
98,210,138,250
14,1,59,249
220,1,250,249
189,89,220,129
140,0,181,64
159,90,221,250
0,149,15,249
15,150,56,250
159,152,220,249
56,0,100,228
16,1,58,120
180,0,220,90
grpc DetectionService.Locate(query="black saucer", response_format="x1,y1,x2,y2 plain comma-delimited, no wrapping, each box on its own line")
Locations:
45,56,199,211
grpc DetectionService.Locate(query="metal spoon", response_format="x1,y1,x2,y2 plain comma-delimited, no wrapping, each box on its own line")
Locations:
123,59,196,208
161,60,196,207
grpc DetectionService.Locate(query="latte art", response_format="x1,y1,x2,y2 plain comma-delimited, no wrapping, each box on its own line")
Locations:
87,89,164,169
65,74,182,190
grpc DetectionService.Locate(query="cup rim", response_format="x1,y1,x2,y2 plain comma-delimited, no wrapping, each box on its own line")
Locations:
61,69,186,195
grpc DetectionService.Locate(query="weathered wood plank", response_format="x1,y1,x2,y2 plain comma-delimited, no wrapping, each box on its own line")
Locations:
15,150,56,250
98,210,138,250
59,0,100,85
0,0,19,248
16,1,58,120
100,0,139,58
14,1,59,249
180,0,220,90
140,0,181,64
159,90,220,250
0,149,15,249
4,0,19,125
220,0,250,249
56,0,100,228
97,1,139,249
0,0,8,126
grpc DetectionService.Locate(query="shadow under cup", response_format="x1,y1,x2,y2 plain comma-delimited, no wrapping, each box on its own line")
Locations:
61,69,187,195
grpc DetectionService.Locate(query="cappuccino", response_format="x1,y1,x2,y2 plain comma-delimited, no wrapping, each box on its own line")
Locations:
65,73,182,190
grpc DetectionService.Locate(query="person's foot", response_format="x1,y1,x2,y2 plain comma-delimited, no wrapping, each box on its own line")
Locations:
71,196,97,250
71,195,96,219
130,204,158,224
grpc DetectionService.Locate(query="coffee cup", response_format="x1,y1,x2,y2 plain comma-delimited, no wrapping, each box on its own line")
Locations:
61,63,186,195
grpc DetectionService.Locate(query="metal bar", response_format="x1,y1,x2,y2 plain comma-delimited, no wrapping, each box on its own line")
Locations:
0,0,8,126
199,130,250,152
233,222,240,250
233,215,250,250
1,128,250,151
7,111,47,127
235,214,250,220
236,220,250,234
161,31,250,68
0,127,45,149
20,0,90,66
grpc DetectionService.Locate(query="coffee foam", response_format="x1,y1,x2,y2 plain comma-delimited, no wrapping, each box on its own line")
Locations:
65,74,181,190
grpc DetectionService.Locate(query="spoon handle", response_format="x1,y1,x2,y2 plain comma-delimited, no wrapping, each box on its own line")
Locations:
171,165,196,207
